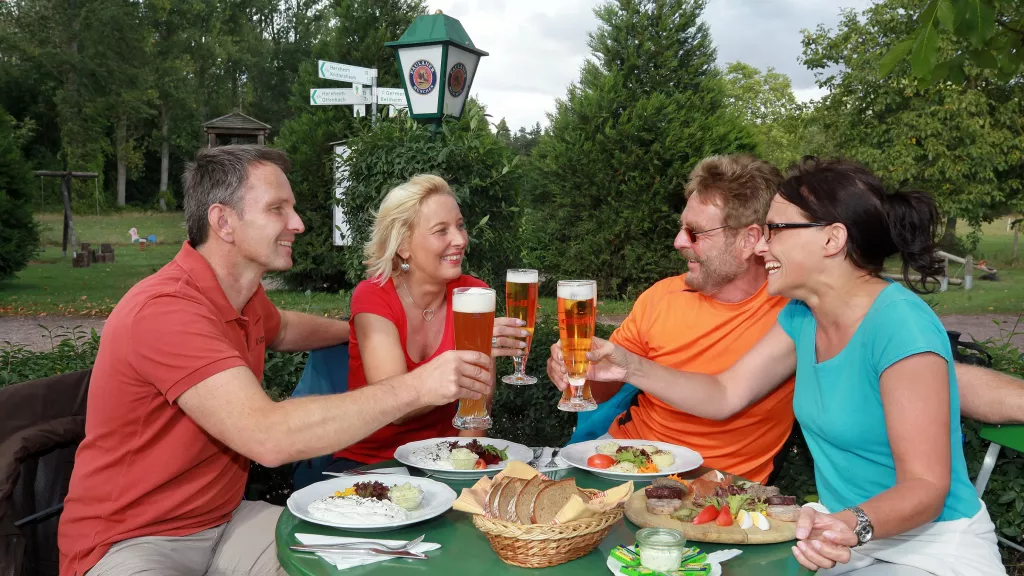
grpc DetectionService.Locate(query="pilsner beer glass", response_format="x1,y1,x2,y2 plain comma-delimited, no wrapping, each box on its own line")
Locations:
557,280,598,412
502,269,539,385
452,287,496,430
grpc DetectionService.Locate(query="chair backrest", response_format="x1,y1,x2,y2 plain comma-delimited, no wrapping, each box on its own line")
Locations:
0,369,91,576
568,384,640,444
290,345,350,491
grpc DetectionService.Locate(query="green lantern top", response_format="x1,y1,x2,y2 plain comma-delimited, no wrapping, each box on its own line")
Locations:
385,11,489,57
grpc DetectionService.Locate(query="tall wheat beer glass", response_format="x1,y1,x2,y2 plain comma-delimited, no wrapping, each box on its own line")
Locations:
452,287,496,430
502,269,539,385
557,280,598,412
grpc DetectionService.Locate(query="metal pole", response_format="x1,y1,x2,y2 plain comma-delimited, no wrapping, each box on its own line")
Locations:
371,73,378,126
40,177,44,211
95,179,99,215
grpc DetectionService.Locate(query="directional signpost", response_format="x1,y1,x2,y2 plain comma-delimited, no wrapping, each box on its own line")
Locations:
310,60,408,122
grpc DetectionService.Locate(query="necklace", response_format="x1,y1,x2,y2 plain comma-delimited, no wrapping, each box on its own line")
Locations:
401,279,437,322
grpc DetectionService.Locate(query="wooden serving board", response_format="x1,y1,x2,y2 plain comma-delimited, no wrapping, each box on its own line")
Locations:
625,489,796,545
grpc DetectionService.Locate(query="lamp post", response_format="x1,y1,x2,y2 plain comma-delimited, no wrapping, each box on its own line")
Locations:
385,10,488,123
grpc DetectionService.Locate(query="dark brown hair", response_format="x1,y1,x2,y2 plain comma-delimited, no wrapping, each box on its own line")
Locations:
778,157,944,292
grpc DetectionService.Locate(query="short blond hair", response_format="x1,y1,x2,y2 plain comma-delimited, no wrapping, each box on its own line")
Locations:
684,155,781,228
363,174,456,283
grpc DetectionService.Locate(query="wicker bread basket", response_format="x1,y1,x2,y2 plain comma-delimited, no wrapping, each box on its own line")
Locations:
471,488,625,568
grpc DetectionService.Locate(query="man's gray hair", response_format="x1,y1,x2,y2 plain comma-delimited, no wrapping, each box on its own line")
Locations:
182,145,291,247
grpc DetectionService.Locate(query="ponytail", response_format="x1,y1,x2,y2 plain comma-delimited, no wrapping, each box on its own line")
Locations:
882,191,944,293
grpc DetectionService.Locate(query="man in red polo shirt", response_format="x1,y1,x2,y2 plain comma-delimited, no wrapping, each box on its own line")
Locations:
58,145,493,576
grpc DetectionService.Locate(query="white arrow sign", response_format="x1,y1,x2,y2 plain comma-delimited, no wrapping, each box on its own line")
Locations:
318,60,376,85
376,88,408,106
310,88,373,106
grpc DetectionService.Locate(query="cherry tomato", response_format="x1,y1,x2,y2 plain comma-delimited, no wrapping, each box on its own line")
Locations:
473,458,486,470
587,454,615,469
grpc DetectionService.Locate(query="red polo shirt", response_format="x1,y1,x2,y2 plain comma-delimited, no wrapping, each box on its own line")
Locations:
58,242,281,576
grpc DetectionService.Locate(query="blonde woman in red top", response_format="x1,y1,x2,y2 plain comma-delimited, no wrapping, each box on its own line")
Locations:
330,174,527,469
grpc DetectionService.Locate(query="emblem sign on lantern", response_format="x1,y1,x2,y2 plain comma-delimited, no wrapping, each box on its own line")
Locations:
409,60,437,95
447,62,467,98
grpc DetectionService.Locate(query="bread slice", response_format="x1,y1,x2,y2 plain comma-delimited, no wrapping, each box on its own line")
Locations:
486,478,510,518
514,476,547,523
497,478,526,521
530,478,579,524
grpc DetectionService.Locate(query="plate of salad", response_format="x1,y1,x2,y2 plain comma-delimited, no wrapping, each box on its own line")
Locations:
559,439,703,481
394,437,533,480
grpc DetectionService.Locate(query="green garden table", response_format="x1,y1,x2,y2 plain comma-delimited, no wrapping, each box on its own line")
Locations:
276,461,812,575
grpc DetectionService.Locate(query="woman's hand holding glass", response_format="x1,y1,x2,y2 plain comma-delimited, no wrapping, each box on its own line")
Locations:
491,317,529,358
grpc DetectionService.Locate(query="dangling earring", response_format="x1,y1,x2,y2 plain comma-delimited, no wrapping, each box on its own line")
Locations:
399,258,410,273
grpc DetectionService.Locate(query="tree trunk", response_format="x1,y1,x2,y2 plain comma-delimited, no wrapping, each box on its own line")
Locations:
939,216,957,250
116,116,127,206
1014,225,1019,264
159,103,170,211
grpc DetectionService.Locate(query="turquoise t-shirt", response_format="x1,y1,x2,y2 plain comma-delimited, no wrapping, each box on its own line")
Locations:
777,282,979,522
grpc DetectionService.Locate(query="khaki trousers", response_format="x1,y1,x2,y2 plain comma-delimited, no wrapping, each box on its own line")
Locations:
86,500,287,576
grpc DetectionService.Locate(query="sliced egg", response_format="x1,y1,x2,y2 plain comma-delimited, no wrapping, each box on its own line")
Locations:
751,511,770,530
737,509,753,530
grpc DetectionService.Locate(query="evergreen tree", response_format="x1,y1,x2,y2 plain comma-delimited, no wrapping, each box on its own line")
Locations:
0,108,41,280
526,0,755,298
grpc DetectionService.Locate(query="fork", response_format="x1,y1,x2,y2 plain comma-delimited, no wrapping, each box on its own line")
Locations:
528,447,544,467
545,448,561,468
291,534,425,553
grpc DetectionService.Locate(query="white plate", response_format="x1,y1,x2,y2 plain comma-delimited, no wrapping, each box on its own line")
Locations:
286,474,456,532
394,437,533,480
559,439,703,481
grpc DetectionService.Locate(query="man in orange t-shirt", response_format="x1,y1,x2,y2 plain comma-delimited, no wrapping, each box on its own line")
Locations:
549,154,1024,485
58,146,494,576
582,155,793,484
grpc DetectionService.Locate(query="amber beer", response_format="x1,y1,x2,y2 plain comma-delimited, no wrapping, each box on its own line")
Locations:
557,280,598,412
452,287,496,430
502,269,539,385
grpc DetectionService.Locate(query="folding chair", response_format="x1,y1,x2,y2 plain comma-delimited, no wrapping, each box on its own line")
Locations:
973,424,1024,554
289,344,350,490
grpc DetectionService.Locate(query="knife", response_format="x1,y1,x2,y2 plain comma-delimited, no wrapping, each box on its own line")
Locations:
289,546,428,560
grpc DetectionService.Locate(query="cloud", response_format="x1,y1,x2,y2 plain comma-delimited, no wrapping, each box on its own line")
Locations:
426,0,872,130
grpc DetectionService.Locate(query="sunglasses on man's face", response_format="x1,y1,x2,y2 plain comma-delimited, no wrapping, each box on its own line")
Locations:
762,222,828,242
680,224,730,244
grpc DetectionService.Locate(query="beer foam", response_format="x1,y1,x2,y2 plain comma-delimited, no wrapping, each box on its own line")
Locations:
452,287,495,313
506,269,538,283
557,282,595,301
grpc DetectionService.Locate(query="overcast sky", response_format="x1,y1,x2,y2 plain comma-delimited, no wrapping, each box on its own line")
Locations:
427,0,875,130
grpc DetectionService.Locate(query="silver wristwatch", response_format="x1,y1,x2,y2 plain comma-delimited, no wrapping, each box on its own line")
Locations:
846,505,873,547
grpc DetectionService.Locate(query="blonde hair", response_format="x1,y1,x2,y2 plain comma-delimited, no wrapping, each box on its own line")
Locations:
684,154,782,228
363,174,457,283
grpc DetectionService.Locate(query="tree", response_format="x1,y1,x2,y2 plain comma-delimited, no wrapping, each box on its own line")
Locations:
881,0,1024,84
802,1,1024,246
524,0,756,298
274,0,425,290
721,62,807,168
0,107,41,280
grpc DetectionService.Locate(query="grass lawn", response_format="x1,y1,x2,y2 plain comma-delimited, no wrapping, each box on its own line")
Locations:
905,219,1024,316
3,211,1021,317
36,211,190,247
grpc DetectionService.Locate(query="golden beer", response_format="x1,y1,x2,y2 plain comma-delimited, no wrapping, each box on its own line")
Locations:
557,280,598,412
502,269,539,385
452,287,495,429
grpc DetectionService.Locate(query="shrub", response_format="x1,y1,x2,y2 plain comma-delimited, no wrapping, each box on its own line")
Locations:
336,103,523,290
490,313,617,447
0,107,41,280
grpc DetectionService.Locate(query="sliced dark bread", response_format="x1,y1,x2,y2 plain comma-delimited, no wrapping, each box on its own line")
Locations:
486,477,510,518
514,476,548,523
497,478,526,521
530,478,579,524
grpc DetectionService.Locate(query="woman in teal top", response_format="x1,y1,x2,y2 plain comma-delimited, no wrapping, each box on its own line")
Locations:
558,158,1004,575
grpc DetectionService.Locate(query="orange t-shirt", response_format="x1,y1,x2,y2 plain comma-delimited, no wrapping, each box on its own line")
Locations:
607,274,794,484
58,242,281,576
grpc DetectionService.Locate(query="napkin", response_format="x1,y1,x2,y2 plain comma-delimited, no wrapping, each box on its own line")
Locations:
294,533,440,570
323,466,412,477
